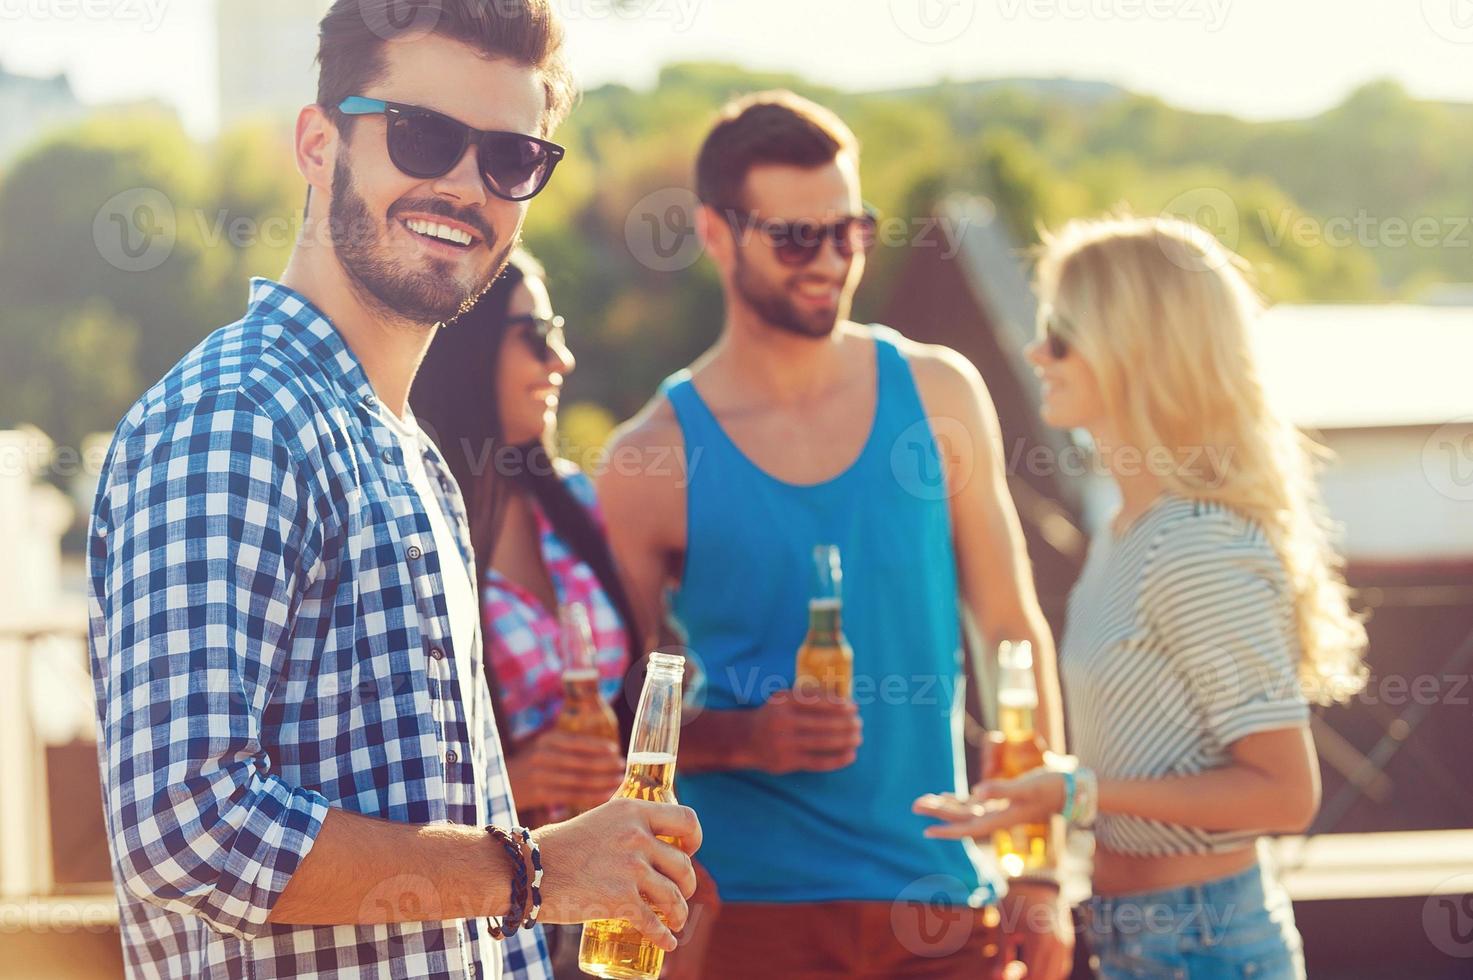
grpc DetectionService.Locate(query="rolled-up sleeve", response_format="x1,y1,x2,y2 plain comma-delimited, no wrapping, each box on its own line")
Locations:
91,385,330,940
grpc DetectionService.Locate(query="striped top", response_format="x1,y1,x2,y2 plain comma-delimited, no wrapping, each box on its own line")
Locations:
1060,494,1310,857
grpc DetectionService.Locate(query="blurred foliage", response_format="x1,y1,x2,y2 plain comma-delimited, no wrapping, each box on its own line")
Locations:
1,69,1464,460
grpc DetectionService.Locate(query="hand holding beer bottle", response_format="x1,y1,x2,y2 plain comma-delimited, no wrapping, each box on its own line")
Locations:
506,605,625,818
734,544,864,775
986,641,1052,876
579,653,694,979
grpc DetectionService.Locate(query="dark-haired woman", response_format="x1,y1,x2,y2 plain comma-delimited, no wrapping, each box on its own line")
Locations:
412,247,636,823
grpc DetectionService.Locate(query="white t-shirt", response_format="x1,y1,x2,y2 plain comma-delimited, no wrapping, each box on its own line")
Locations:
380,405,482,727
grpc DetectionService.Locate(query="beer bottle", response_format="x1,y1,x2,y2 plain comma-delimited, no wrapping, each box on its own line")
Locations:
578,652,685,980
794,545,853,699
556,603,620,745
988,641,1051,876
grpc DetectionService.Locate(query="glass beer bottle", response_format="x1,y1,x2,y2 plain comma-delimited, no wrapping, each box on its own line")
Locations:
554,603,621,819
794,545,853,699
556,603,620,745
988,640,1051,876
578,652,686,980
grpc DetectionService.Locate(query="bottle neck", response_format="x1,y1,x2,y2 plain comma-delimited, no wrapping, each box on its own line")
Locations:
628,665,684,769
807,599,843,643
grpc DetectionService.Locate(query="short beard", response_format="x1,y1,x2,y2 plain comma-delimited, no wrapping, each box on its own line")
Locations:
732,251,841,340
328,158,509,325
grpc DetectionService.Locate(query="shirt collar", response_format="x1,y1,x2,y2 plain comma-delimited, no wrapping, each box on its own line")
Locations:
246,277,383,412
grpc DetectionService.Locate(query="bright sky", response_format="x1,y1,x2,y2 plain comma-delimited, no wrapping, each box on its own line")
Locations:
3,0,1473,137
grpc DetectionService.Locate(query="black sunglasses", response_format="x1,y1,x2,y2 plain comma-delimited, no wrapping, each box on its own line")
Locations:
507,313,566,362
724,206,879,267
1039,308,1073,359
337,96,565,202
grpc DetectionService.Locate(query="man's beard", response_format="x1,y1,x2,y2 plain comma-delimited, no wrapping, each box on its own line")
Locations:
732,251,846,340
328,160,510,325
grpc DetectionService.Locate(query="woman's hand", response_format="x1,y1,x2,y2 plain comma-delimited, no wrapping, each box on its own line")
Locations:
507,730,627,812
913,768,1067,840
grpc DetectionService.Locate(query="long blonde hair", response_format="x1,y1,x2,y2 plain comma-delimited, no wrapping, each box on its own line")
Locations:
1035,214,1367,703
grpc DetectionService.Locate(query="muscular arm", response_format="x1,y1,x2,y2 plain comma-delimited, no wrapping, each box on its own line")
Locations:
910,345,1065,752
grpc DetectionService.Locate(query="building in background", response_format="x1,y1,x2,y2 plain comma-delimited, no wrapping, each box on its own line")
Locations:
216,0,331,130
0,65,85,164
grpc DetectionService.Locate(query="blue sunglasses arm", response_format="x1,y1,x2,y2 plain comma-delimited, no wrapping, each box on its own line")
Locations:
337,96,387,115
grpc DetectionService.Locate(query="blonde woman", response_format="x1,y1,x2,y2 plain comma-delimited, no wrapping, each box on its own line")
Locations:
917,215,1366,979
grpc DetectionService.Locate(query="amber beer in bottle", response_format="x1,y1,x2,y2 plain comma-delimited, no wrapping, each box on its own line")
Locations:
556,603,620,745
578,652,685,980
989,641,1051,876
794,545,853,699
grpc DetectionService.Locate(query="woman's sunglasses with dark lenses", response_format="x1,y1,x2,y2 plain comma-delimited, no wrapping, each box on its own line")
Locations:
508,313,567,362
725,207,879,267
1041,313,1072,360
337,96,566,202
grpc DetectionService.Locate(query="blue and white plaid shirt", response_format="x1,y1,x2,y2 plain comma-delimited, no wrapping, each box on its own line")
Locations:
87,278,553,980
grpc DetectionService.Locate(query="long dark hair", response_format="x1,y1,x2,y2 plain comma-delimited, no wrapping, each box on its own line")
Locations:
410,250,642,731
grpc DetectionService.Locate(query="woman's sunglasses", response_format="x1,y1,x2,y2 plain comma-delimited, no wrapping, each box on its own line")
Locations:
337,96,566,202
507,313,567,362
725,206,879,267
1039,309,1073,359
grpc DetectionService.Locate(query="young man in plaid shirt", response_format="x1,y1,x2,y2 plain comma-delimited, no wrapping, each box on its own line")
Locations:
87,2,699,977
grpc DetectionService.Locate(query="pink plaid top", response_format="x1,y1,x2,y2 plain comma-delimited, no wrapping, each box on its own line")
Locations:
482,465,631,744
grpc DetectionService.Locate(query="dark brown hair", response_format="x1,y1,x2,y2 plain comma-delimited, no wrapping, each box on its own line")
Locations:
316,0,577,134
695,90,859,211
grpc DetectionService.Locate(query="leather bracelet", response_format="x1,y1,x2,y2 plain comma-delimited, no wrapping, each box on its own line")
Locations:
515,827,544,929
486,825,529,939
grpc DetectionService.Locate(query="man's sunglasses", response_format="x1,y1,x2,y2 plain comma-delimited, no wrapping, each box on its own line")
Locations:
724,206,879,267
337,96,565,202
507,313,566,362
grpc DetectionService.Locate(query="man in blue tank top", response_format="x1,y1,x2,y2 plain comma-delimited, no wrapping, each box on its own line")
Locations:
598,91,1073,979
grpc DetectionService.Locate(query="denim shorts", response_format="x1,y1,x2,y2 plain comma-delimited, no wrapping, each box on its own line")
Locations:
1081,861,1306,980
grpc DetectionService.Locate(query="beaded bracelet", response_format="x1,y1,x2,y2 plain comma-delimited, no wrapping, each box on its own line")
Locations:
486,825,529,940
1059,767,1079,823
515,827,544,929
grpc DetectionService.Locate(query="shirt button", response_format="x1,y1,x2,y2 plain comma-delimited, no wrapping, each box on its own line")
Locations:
430,647,445,661
446,749,459,765
381,448,395,465
407,545,423,560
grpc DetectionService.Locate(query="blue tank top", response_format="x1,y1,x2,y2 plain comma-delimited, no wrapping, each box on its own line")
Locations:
665,326,997,905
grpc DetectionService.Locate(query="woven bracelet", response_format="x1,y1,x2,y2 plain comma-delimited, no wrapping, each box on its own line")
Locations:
486,825,529,939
